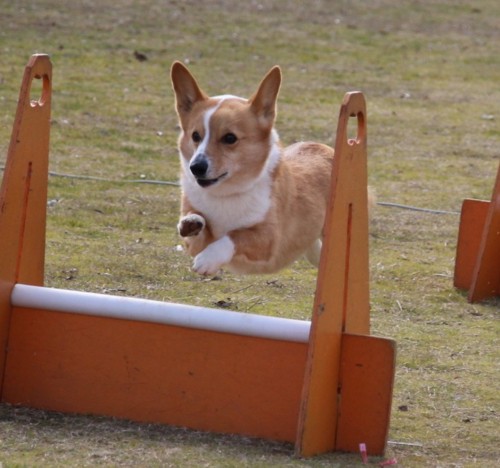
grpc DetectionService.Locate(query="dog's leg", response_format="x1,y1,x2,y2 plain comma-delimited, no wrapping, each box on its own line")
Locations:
192,222,273,275
178,213,205,237
193,235,235,276
305,238,322,267
178,212,216,259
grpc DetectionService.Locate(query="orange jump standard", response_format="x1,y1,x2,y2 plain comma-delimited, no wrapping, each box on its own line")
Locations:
454,162,500,303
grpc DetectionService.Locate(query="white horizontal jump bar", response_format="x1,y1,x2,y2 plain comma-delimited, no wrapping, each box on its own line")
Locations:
11,284,311,343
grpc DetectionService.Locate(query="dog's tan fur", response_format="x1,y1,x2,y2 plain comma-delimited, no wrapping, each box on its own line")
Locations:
171,62,338,275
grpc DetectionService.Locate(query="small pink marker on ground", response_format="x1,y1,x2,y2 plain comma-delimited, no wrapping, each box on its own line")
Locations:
359,442,397,466
359,443,369,464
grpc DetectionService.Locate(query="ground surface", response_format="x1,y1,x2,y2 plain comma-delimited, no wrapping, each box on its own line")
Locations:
0,0,499,466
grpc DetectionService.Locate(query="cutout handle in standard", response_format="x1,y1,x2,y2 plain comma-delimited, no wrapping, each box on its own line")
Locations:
30,73,51,107
337,91,367,147
26,54,52,109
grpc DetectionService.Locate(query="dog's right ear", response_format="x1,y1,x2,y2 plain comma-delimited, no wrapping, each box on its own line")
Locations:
249,66,282,128
171,61,208,120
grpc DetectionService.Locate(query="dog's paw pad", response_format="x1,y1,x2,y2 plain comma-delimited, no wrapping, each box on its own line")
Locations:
178,214,205,237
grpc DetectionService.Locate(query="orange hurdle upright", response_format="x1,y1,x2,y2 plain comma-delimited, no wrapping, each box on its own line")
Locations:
0,54,395,458
296,92,395,456
454,163,500,303
0,54,51,380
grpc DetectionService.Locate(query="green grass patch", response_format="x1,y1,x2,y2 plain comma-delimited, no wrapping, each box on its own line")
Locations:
1,0,499,466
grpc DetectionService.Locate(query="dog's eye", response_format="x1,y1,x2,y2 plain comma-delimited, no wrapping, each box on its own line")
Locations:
192,131,202,143
222,133,237,145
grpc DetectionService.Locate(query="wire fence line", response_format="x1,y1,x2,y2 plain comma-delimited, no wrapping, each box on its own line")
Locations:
1,166,461,215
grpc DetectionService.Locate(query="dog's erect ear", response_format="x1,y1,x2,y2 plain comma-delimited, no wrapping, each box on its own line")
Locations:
171,61,208,120
249,66,281,127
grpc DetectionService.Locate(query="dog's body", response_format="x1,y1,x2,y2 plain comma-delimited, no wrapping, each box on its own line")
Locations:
171,62,336,275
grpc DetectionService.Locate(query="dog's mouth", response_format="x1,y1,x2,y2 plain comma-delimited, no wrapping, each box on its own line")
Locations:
195,172,228,188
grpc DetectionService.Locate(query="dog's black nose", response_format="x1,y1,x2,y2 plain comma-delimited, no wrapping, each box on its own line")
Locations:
190,155,209,178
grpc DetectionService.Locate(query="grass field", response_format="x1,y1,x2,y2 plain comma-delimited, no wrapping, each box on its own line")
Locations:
1,0,499,466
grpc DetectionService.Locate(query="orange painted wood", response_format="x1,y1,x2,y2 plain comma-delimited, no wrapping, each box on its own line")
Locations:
454,163,500,302
468,164,500,302
296,92,372,457
1,58,395,459
3,306,308,442
0,54,51,391
454,199,490,290
336,334,396,455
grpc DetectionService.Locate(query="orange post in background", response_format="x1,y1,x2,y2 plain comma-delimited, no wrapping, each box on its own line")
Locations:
454,163,500,303
0,55,395,458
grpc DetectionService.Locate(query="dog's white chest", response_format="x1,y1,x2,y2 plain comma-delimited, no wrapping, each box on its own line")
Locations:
184,180,272,239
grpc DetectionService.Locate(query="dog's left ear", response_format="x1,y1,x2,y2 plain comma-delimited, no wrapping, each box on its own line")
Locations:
249,66,281,127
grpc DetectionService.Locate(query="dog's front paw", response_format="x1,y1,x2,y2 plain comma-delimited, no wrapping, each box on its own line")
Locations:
193,235,235,276
178,214,205,237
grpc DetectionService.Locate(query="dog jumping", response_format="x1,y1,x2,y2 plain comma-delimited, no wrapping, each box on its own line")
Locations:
171,62,366,275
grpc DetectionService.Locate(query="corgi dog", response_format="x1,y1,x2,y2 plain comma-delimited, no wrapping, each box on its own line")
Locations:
171,62,341,276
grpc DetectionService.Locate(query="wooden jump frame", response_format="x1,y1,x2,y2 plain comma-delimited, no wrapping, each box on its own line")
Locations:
454,162,500,303
0,54,396,458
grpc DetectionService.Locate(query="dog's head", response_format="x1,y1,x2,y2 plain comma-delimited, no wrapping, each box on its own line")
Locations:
171,62,282,194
